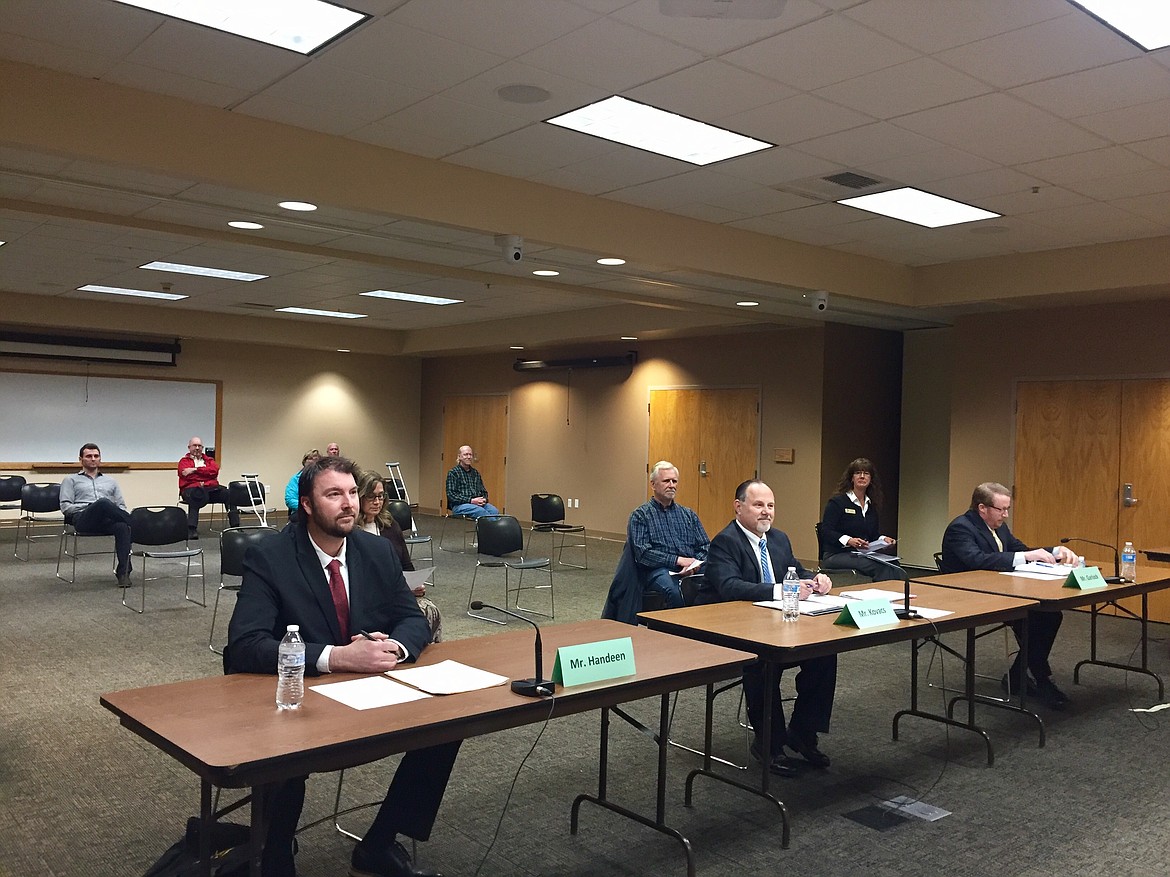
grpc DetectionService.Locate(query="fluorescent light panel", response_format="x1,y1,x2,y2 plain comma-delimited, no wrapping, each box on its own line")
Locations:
276,306,366,319
547,95,773,166
1069,1,1170,51
78,284,187,301
140,260,266,281
228,221,264,230
838,187,1000,228
111,0,367,54
359,290,462,306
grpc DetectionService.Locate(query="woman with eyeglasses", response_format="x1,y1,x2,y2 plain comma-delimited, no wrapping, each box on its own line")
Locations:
356,468,442,642
819,457,902,582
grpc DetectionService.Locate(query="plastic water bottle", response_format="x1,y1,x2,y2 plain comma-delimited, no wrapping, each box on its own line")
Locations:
276,624,306,710
781,567,800,622
1121,541,1137,582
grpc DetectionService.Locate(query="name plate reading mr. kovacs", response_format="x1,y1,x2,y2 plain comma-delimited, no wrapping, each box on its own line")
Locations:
834,598,898,629
1064,566,1108,590
552,636,636,686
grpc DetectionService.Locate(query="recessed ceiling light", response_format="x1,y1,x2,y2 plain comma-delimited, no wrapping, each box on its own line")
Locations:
359,290,462,306
620,336,638,341
597,257,626,266
78,284,187,301
278,200,318,211
110,0,368,54
532,270,560,277
736,301,760,307
228,221,265,230
275,306,365,319
838,187,1000,228
510,345,525,350
497,84,551,104
140,261,267,281
337,348,350,353
547,95,774,166
1069,1,1170,51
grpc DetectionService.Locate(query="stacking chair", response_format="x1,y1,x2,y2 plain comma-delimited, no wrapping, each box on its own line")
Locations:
14,482,63,561
229,477,272,528
56,516,116,583
123,506,205,614
527,493,587,569
439,499,477,553
388,499,434,570
209,526,280,654
467,515,552,623
0,475,26,531
813,522,873,584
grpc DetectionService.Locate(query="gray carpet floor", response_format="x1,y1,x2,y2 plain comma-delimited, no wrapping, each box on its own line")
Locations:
2,516,1169,876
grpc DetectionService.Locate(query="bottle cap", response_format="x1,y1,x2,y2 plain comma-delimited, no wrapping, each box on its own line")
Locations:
287,624,299,632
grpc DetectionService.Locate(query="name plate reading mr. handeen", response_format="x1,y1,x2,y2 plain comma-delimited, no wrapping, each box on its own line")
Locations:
552,636,636,686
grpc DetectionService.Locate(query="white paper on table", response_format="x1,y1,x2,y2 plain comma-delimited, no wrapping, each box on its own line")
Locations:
310,675,432,710
1011,562,1072,578
1005,571,1067,580
895,605,953,620
841,588,913,602
386,659,509,695
754,594,848,616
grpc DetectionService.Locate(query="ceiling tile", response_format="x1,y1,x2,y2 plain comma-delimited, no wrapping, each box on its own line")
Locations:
813,57,991,119
1011,58,1170,119
724,93,875,147
843,0,1072,53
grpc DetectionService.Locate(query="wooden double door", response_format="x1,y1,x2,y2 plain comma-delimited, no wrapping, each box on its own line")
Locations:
648,387,760,538
441,395,508,514
1013,379,1170,621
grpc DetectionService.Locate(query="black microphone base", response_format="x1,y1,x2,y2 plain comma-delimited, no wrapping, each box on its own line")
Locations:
1104,576,1124,584
511,678,556,697
894,608,919,620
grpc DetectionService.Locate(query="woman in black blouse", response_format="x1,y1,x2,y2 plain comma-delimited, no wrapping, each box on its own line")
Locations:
819,457,901,582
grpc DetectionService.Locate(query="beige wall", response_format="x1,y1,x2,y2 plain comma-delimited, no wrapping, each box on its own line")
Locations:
3,339,421,511
949,298,1170,529
420,328,830,559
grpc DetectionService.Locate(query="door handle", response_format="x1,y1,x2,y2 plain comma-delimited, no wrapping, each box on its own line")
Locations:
699,461,708,477
1123,482,1140,508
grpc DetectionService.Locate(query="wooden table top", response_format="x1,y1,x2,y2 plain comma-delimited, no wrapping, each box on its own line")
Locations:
910,567,1170,610
638,584,1035,662
101,620,754,788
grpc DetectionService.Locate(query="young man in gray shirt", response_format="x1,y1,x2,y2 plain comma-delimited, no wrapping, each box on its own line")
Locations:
59,443,133,586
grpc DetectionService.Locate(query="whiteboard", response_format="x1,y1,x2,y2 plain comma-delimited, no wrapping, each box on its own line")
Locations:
0,371,219,466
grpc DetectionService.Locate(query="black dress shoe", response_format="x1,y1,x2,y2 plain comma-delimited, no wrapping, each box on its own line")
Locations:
749,739,797,778
350,839,440,877
116,573,132,588
1035,676,1070,710
1000,672,1039,697
786,735,831,768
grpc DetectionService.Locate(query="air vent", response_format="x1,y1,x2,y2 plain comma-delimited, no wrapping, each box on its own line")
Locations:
773,171,895,203
823,171,881,190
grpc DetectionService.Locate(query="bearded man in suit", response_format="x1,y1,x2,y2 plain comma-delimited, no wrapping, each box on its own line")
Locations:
228,455,457,877
697,479,837,778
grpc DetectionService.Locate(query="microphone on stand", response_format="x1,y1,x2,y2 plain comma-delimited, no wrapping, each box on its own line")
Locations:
1059,537,1123,583
469,601,556,697
856,552,917,620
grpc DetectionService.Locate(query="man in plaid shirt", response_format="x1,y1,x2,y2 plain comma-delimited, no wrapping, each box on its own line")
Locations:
445,445,500,519
627,461,709,608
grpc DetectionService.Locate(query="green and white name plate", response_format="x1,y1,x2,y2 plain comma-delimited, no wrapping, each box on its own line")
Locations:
1064,566,1108,589
552,636,636,686
834,598,898,629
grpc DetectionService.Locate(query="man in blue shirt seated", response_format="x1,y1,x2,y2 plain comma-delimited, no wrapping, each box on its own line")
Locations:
626,461,709,609
59,442,134,586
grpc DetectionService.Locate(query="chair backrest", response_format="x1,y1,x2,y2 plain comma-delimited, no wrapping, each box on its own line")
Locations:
229,480,265,508
814,521,828,558
0,475,27,502
531,493,567,525
933,551,944,571
386,478,407,502
21,482,61,514
220,526,280,577
387,500,414,533
476,515,523,557
129,506,188,547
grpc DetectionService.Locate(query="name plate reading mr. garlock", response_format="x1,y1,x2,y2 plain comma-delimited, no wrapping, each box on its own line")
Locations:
834,598,898,630
1064,566,1108,590
552,637,636,687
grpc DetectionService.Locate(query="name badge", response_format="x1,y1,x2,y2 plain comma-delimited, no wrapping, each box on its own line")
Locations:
834,598,898,629
552,637,636,686
845,508,856,514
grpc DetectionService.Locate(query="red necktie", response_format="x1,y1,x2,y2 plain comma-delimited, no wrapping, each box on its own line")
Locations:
326,558,349,644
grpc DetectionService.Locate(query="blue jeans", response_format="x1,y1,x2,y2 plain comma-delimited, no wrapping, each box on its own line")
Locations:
639,566,684,609
450,502,500,519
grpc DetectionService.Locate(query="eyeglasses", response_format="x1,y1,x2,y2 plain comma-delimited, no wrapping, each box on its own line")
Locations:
984,504,1010,514
368,494,386,503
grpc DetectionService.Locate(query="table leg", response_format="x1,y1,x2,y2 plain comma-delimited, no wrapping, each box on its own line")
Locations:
1074,596,1165,698
249,784,266,877
198,780,212,877
571,700,698,876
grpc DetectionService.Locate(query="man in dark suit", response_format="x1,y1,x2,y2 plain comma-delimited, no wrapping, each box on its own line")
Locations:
697,479,837,777
228,456,458,877
941,481,1079,710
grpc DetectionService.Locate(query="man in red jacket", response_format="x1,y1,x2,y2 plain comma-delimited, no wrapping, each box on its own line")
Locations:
178,436,239,537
